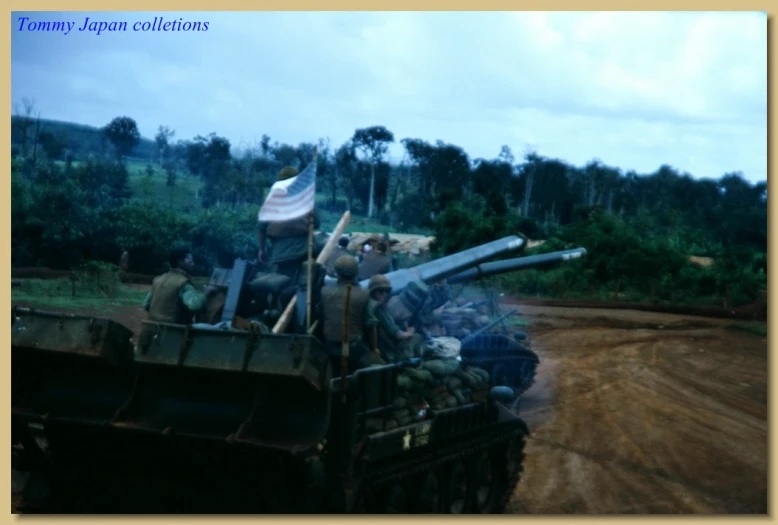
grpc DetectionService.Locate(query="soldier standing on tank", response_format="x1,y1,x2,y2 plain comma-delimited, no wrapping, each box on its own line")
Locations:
357,240,394,281
366,274,423,362
142,247,214,324
320,255,385,373
256,166,322,282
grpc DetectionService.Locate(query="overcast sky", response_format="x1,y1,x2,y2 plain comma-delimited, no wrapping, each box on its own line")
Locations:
11,11,767,183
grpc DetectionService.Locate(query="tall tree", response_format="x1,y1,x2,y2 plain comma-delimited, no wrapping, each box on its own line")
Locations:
103,116,141,160
351,126,394,218
155,125,176,166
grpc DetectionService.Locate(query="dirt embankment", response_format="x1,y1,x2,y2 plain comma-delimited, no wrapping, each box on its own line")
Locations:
508,304,767,514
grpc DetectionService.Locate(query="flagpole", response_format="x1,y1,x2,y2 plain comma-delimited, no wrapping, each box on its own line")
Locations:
306,147,318,332
306,210,314,331
272,210,350,334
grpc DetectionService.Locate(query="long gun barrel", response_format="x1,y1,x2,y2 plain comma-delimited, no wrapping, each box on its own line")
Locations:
362,235,527,292
446,247,587,285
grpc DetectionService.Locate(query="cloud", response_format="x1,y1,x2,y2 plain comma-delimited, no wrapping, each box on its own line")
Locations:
11,10,767,182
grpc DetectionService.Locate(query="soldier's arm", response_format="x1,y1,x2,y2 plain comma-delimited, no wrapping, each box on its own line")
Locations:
364,304,381,354
377,307,407,340
179,283,207,312
364,300,379,328
142,291,152,311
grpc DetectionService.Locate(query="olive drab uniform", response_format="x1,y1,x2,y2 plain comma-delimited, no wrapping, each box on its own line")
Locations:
258,210,321,281
319,282,383,373
324,244,353,278
367,298,423,363
357,250,393,281
146,268,198,324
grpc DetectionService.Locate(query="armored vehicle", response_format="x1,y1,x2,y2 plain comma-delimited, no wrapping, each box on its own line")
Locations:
12,234,538,513
447,248,587,395
365,247,587,397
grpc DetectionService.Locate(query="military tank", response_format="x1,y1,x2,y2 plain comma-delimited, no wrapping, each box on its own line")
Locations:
367,247,588,397
12,235,537,514
446,248,587,395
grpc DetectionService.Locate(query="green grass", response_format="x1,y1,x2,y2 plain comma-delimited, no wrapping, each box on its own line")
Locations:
12,277,148,311
126,160,204,210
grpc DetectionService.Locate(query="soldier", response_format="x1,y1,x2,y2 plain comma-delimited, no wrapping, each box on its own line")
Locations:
366,274,423,363
256,166,321,282
143,247,214,324
324,236,354,278
357,240,394,281
319,255,384,373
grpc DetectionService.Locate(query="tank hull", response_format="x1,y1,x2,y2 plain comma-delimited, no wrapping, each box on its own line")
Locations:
12,307,529,514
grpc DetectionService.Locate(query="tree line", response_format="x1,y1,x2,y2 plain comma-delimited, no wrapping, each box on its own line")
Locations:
11,99,767,308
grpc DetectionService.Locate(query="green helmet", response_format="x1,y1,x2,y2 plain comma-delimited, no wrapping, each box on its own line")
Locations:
369,274,392,294
334,255,358,279
278,166,299,181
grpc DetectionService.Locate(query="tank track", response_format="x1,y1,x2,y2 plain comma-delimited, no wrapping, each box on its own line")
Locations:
353,424,527,513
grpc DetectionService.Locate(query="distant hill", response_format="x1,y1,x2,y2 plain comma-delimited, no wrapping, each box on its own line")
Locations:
11,116,158,162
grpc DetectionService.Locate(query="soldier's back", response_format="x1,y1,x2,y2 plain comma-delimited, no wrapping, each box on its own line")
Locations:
321,283,369,344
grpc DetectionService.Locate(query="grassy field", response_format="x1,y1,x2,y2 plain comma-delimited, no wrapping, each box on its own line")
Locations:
12,277,148,310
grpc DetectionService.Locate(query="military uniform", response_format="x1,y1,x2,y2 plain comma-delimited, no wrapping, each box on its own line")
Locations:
366,274,422,363
367,298,422,362
143,268,206,324
324,244,354,278
258,210,321,281
357,250,394,281
257,166,321,282
320,256,384,373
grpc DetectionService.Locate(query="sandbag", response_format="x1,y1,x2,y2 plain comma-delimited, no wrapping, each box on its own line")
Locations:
421,358,460,377
404,367,434,384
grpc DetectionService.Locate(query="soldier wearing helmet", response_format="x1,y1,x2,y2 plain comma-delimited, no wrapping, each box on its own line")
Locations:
256,165,321,281
366,274,422,363
319,255,385,373
324,235,355,278
357,240,394,281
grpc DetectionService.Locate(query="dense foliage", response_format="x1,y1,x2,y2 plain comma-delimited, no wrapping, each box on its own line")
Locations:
10,103,767,308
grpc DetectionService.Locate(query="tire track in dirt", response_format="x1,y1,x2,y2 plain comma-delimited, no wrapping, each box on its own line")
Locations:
508,307,767,514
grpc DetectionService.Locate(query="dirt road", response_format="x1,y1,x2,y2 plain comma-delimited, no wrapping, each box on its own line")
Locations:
507,305,768,514
11,302,768,514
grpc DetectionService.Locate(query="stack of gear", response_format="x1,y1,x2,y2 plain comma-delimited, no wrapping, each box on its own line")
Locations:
365,337,491,433
386,280,430,325
435,306,491,339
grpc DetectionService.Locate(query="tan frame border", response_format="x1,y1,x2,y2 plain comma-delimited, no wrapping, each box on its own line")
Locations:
3,6,773,524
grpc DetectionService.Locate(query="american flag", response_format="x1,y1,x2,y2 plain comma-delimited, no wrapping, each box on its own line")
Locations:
258,153,317,222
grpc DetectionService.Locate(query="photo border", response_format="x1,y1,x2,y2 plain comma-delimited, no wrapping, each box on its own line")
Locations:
3,5,773,524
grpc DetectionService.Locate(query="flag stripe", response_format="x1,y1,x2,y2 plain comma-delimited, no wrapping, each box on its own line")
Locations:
260,185,316,216
263,182,316,208
258,156,318,222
